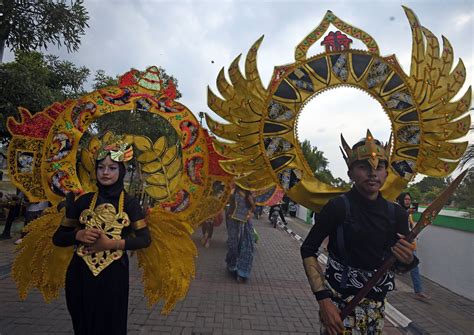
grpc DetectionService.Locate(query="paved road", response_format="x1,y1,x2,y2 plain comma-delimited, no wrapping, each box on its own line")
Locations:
0,217,402,334
1,215,472,334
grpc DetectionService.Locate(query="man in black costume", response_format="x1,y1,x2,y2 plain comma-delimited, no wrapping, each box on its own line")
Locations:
301,130,418,335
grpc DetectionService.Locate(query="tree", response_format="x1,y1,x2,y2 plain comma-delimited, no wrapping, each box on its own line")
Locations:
458,121,473,170
81,110,180,149
93,70,118,90
410,176,448,195
0,0,89,62
300,139,350,188
300,139,329,173
405,185,422,204
453,168,474,210
0,51,90,143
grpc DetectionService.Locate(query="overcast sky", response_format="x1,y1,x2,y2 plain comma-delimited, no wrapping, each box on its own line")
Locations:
5,0,473,180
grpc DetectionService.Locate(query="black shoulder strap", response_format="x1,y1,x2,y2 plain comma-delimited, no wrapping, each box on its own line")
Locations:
387,201,395,228
383,200,397,260
338,194,351,289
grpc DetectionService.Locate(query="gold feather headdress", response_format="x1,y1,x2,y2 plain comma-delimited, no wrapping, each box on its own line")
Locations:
340,130,391,169
94,132,134,162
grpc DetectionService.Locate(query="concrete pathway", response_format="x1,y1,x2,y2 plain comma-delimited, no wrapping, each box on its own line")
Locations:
1,214,471,334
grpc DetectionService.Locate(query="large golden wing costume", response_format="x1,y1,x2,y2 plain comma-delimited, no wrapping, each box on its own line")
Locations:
207,7,471,210
7,67,231,314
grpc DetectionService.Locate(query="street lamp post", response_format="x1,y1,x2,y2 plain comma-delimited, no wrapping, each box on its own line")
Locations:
198,112,205,125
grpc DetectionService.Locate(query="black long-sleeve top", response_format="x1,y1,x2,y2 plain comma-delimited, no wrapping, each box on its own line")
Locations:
301,187,415,271
53,192,151,250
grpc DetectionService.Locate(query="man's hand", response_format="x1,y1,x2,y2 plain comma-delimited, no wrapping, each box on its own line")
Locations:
75,228,101,244
318,298,345,335
391,233,415,264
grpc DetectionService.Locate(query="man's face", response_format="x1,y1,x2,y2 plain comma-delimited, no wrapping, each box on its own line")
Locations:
348,160,388,199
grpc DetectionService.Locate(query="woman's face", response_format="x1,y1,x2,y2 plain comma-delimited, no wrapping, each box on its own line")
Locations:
403,194,412,208
96,156,120,186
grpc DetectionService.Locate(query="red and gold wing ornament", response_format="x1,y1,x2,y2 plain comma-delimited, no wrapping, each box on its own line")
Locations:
7,66,227,314
207,7,471,209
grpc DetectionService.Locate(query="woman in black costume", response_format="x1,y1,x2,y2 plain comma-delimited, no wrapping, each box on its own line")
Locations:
53,135,151,335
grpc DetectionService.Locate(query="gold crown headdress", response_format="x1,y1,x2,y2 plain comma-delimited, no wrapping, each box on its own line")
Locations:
340,129,391,169
95,132,133,163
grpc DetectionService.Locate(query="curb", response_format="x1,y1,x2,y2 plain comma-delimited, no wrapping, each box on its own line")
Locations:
277,221,420,334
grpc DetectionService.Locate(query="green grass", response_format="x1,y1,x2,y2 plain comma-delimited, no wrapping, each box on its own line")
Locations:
413,212,474,233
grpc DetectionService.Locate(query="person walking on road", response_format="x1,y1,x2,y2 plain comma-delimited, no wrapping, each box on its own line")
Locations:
301,130,418,335
201,210,224,248
396,192,430,302
0,191,24,240
268,203,287,225
14,200,49,245
225,185,256,283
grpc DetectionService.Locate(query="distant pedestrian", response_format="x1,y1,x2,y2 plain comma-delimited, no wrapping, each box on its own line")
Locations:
225,185,256,283
0,191,24,240
268,204,287,225
288,201,297,217
396,192,430,302
14,200,49,245
201,210,224,248
254,205,263,219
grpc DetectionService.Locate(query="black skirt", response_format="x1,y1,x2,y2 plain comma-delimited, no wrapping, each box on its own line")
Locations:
65,253,129,335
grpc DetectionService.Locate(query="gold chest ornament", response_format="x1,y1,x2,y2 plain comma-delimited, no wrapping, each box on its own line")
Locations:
77,192,130,276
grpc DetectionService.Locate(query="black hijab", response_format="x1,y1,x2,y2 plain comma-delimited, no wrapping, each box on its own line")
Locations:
396,192,411,210
96,158,127,200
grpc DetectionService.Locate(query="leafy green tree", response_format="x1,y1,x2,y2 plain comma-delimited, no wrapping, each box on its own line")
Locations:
405,185,422,204
82,110,179,147
92,70,118,90
300,139,329,173
410,176,448,195
0,0,89,62
0,51,90,143
300,139,350,188
453,169,474,210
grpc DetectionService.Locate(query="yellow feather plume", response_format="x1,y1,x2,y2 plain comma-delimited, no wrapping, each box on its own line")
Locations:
137,207,197,314
12,208,73,302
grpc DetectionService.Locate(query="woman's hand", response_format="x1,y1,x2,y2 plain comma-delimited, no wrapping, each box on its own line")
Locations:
83,232,116,254
318,298,345,335
391,233,415,264
75,228,101,244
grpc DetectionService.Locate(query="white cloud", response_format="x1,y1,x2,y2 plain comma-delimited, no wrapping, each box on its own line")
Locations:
454,12,474,31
